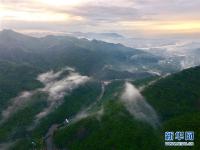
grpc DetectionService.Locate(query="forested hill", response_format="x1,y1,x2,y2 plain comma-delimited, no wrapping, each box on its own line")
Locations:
53,66,200,150
143,66,200,121
143,66,200,150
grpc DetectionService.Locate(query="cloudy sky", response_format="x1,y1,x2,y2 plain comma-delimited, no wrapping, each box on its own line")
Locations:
0,0,200,37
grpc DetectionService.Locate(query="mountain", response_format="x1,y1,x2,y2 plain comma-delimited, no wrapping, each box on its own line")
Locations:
143,66,200,121
0,30,164,113
0,60,42,112
53,81,162,150
1,30,198,150
142,66,200,150
0,30,165,149
0,30,165,75
68,31,200,71
51,66,200,150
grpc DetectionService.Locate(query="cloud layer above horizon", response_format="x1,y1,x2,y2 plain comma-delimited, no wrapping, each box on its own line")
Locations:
0,0,200,37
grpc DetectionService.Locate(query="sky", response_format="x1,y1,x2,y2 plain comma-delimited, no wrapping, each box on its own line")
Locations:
0,0,200,37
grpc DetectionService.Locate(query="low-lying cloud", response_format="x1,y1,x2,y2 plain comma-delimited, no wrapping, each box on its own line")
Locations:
1,91,34,120
121,82,159,128
37,67,75,84
1,67,90,122
36,68,90,119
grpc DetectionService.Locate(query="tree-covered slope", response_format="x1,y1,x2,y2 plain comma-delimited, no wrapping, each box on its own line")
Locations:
53,66,200,150
54,101,162,150
0,61,42,112
143,66,200,150
143,66,200,121
0,30,164,77
5,81,101,149
1,30,197,149
53,81,162,150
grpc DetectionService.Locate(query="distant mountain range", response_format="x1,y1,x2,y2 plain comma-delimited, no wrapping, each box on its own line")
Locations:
68,31,200,70
1,29,199,150
0,29,165,118
0,29,172,77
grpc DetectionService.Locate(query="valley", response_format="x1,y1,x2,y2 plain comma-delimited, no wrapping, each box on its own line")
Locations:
0,30,199,150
